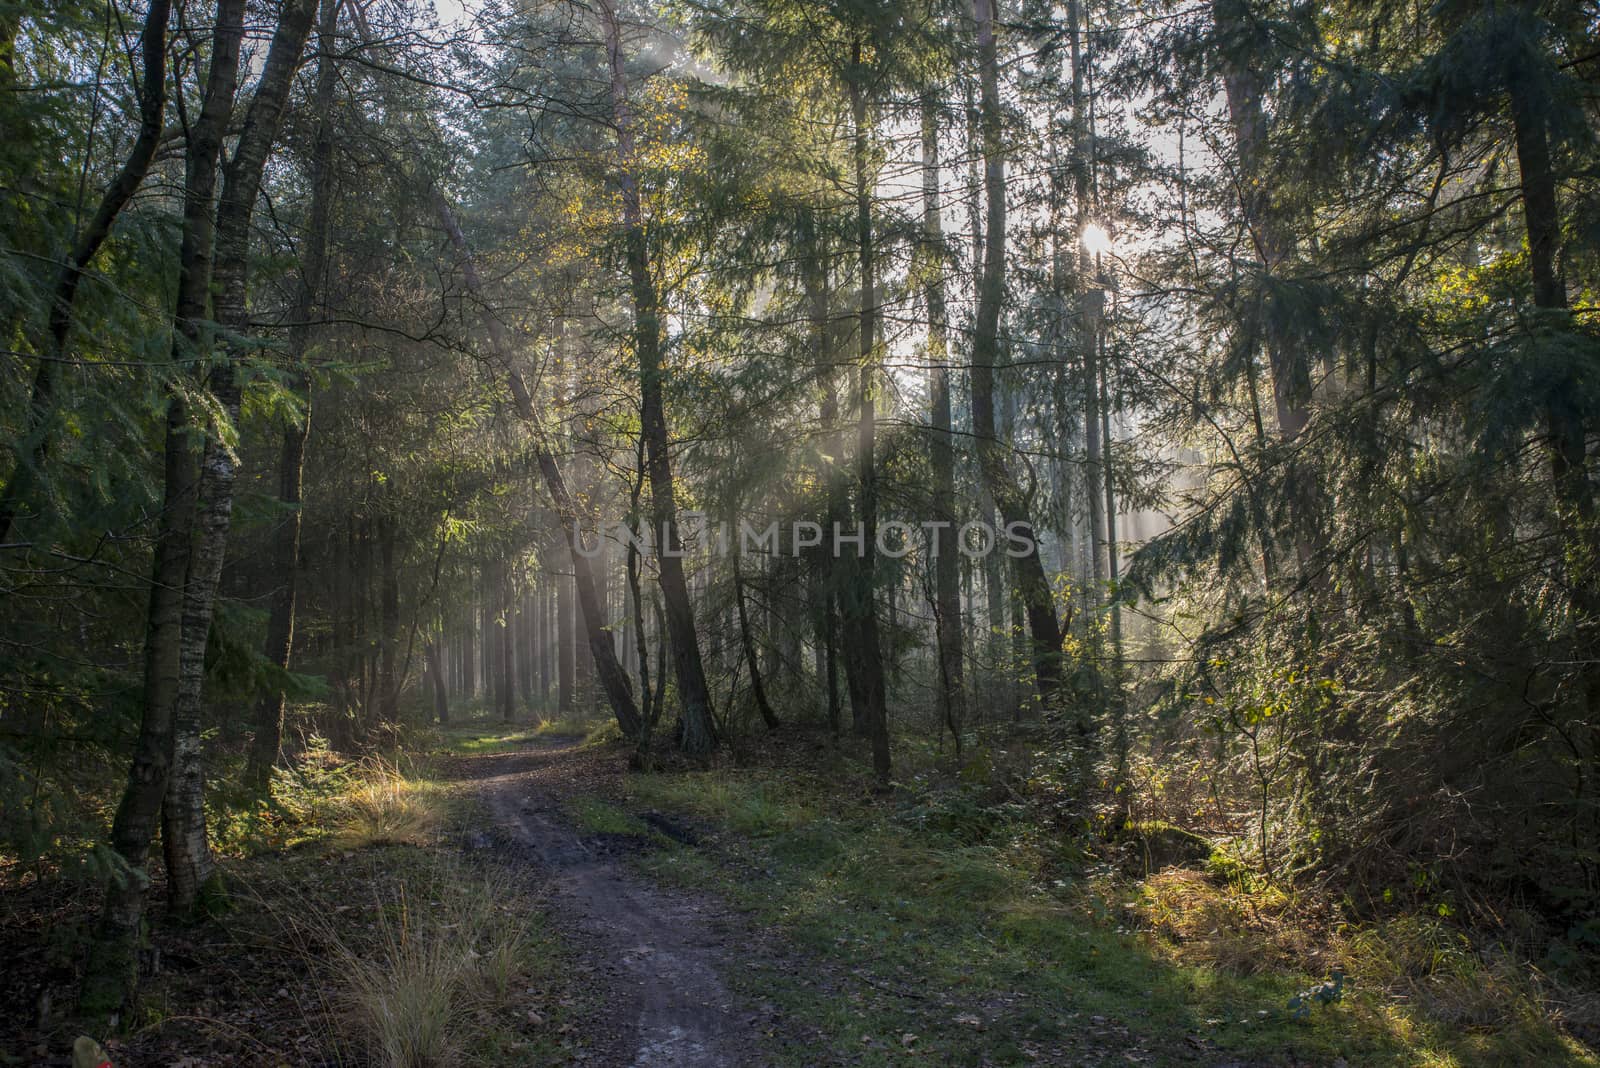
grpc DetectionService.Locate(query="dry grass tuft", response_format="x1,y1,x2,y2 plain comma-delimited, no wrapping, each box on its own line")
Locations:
305,861,535,1068
332,757,442,849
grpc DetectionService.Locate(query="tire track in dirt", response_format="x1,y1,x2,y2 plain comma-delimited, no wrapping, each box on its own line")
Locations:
454,737,777,1067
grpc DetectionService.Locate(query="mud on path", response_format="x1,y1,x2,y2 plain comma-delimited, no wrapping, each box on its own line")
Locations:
442,737,792,1067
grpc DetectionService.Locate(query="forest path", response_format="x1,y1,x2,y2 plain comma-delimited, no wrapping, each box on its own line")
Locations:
443,735,783,1067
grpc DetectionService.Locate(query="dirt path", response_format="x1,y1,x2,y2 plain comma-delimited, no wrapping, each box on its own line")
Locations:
449,737,783,1067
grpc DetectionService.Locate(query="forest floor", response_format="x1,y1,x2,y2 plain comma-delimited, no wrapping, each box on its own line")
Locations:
4,717,1597,1066
432,721,1600,1068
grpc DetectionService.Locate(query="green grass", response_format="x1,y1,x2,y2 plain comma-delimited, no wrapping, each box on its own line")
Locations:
566,796,651,837
429,710,617,756
619,763,1598,1068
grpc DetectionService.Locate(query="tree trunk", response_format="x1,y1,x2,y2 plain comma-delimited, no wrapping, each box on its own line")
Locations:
1066,0,1108,621
735,564,779,729
1506,61,1599,718
600,0,716,753
971,0,1064,701
517,590,533,707
801,218,845,739
79,0,247,1024
377,513,401,723
629,518,658,764
558,567,575,715
249,0,339,791
921,97,967,750
499,566,516,723
426,639,449,723
844,40,891,786
430,192,640,734
162,0,318,914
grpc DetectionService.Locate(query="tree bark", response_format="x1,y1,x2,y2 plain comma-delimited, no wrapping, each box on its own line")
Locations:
600,0,716,752
80,0,247,1024
558,565,576,714
1506,58,1599,718
971,0,1064,700
376,513,401,723
426,639,449,723
735,564,780,729
800,218,845,738
163,0,318,914
921,96,967,750
844,39,891,786
249,0,340,791
499,565,516,723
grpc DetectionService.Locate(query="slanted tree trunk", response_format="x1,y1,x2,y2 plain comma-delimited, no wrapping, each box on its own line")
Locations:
600,0,716,753
921,96,967,752
79,0,247,1025
971,0,1064,701
0,0,172,546
430,193,640,735
249,0,340,791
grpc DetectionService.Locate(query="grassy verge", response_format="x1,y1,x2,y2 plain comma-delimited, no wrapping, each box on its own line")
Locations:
429,710,620,757
3,745,586,1066
600,745,1596,1068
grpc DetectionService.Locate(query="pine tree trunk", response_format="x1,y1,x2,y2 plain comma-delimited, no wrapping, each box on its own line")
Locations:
1506,65,1599,719
801,217,845,739
600,0,716,752
163,0,318,914
426,640,449,723
79,0,247,1024
558,567,575,715
844,40,891,786
462,588,477,701
377,513,400,723
971,0,1064,701
249,0,339,790
500,566,516,723
921,97,968,751
517,590,533,707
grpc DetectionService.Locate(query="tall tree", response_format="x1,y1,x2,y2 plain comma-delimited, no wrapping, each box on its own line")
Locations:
920,94,967,750
163,0,320,914
970,0,1064,700
599,0,717,752
249,0,343,790
80,0,250,1022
